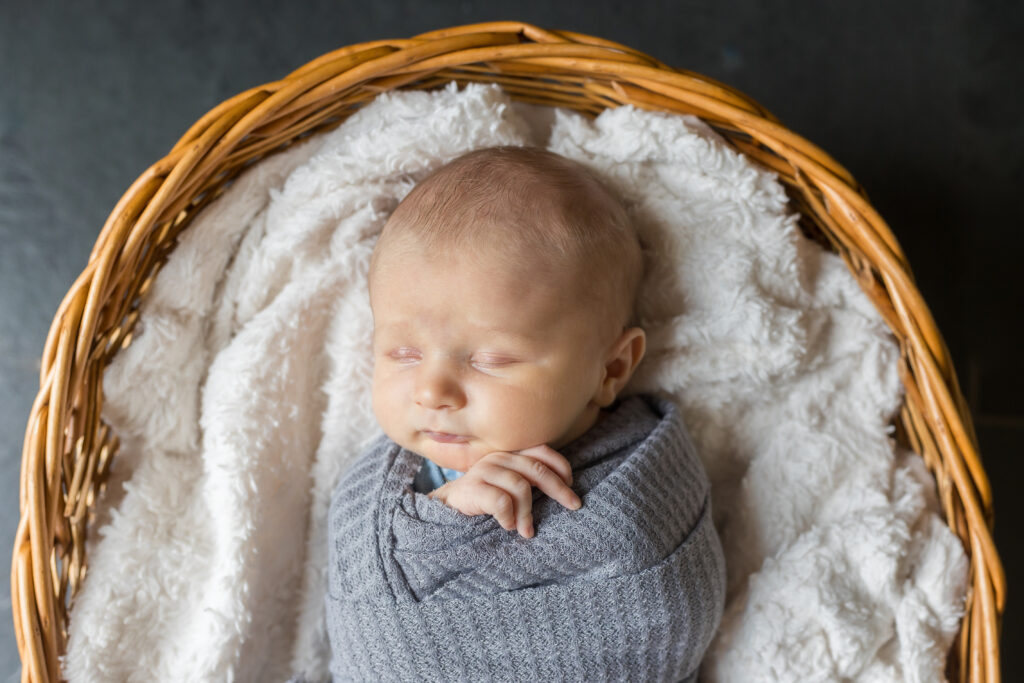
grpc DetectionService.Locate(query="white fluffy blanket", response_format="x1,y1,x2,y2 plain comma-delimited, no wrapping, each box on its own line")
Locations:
64,81,968,682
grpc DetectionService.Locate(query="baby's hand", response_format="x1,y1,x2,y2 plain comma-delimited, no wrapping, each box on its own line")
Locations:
427,445,583,538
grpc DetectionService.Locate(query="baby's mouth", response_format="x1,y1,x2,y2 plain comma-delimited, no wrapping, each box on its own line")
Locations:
422,430,469,444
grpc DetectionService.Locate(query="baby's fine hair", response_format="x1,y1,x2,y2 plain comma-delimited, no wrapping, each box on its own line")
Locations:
371,145,644,330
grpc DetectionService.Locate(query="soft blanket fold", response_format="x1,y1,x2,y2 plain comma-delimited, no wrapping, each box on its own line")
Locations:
325,393,726,682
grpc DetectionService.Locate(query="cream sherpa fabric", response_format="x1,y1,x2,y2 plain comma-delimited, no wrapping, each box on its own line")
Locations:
63,80,968,683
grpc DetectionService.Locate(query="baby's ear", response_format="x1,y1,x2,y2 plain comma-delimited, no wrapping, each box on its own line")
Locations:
595,327,646,407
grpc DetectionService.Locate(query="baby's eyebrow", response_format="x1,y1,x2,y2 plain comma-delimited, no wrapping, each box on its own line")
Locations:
476,325,536,343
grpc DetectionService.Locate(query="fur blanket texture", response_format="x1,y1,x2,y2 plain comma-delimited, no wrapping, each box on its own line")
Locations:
63,80,968,683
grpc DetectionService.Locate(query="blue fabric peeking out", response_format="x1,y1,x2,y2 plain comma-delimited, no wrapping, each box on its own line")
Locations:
412,458,464,493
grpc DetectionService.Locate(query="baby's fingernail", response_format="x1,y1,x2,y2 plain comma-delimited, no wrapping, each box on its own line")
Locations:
571,495,582,509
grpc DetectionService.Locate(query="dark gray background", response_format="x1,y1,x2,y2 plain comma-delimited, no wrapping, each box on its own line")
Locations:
2,1,1021,680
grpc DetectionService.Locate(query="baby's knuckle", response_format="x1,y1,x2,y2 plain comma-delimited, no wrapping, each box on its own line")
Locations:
493,492,514,514
483,451,511,467
528,459,550,478
511,475,532,495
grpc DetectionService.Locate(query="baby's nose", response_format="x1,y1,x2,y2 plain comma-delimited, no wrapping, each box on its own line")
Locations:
413,365,466,410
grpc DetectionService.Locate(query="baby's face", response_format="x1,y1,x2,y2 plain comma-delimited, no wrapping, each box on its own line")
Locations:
369,246,613,472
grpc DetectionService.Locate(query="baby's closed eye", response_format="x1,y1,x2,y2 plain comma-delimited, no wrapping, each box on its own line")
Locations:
470,355,519,369
386,347,421,363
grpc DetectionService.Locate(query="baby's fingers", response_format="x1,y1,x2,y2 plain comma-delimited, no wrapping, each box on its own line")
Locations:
476,481,526,536
526,459,582,513
515,444,573,486
502,450,581,513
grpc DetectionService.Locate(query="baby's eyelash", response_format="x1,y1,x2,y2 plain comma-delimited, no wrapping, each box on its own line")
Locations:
471,357,516,368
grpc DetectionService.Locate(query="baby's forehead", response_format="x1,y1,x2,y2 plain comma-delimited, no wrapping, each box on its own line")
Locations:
372,229,584,281
369,244,610,325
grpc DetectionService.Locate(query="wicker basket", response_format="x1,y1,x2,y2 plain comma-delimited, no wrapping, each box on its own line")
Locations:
10,21,1004,683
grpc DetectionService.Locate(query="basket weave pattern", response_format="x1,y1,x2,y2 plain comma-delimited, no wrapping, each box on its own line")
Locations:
10,21,1004,683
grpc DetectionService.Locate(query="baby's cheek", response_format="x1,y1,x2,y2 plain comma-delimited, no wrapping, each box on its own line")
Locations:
371,375,404,437
484,390,570,450
370,377,386,424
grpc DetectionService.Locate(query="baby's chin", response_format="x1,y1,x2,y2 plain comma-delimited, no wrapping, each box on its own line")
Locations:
386,431,473,469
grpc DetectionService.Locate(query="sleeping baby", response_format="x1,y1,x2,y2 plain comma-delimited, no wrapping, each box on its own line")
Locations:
322,146,727,682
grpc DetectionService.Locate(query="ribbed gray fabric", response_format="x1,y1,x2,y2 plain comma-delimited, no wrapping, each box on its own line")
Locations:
323,393,726,682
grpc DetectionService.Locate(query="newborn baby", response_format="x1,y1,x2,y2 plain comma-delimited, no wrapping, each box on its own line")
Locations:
373,144,646,537
323,146,726,682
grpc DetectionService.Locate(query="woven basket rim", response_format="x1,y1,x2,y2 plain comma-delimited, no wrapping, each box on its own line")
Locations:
10,20,1004,683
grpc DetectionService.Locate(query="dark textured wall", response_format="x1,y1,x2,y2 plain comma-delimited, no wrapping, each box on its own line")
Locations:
2,1,1021,679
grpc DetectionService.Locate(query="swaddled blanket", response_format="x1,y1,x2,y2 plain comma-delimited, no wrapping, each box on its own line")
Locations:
325,393,726,682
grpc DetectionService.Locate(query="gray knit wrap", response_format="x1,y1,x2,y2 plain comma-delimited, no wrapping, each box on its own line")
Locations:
325,393,726,682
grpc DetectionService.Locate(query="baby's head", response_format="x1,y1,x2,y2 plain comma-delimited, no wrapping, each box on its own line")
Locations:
368,145,645,471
